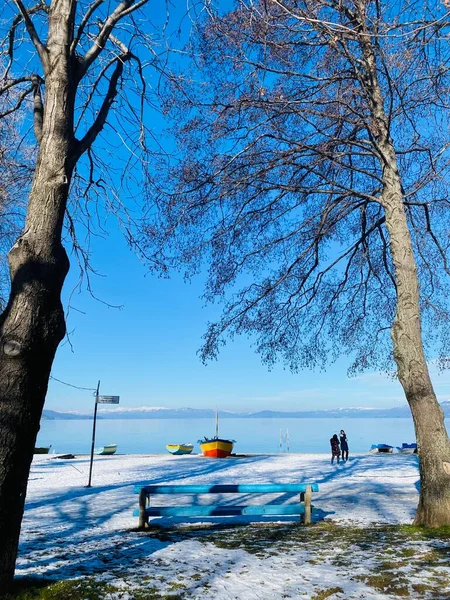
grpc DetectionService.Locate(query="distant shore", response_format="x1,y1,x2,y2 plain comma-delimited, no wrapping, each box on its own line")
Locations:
42,405,435,420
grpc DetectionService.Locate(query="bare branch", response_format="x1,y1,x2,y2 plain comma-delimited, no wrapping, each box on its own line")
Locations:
71,0,105,54
79,0,149,77
12,0,48,69
75,52,130,158
0,77,34,96
0,85,33,119
3,2,48,80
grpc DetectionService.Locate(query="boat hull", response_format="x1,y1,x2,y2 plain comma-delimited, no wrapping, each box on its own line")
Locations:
369,444,393,454
34,446,51,454
166,444,194,455
200,438,234,458
96,444,117,455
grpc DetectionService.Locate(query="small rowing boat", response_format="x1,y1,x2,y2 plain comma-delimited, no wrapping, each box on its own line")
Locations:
369,444,393,454
398,443,417,454
166,443,194,455
95,444,117,455
34,446,51,454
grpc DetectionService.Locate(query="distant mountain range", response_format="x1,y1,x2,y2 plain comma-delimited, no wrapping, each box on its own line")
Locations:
41,401,450,420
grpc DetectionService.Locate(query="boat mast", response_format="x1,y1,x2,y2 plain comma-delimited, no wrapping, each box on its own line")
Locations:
215,410,219,438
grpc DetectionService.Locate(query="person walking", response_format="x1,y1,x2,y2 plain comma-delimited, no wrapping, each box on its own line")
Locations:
340,430,349,462
330,434,340,465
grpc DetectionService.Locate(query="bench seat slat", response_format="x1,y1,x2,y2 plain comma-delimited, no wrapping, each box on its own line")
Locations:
134,483,319,494
134,504,307,517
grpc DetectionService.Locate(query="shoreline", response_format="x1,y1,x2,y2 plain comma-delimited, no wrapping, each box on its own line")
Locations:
33,450,417,460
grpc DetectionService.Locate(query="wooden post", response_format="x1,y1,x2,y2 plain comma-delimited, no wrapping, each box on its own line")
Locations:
304,485,312,525
138,488,148,529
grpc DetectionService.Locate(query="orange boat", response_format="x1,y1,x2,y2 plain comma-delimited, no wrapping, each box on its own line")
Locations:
199,412,235,458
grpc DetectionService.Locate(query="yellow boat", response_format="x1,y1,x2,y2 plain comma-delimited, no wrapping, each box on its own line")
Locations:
199,411,235,458
199,438,234,458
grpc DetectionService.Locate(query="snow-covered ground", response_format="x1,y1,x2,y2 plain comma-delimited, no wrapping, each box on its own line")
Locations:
17,453,450,599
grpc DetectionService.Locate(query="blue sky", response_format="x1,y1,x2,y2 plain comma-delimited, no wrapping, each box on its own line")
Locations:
44,214,450,414
14,0,446,416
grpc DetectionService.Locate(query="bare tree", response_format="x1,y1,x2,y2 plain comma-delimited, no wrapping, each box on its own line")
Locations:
0,0,165,587
143,0,450,526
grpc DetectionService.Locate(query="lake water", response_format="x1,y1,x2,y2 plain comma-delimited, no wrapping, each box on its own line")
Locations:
35,417,423,455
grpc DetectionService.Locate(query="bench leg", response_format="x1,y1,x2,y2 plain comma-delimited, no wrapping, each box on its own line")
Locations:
299,492,304,523
138,488,149,529
304,485,312,525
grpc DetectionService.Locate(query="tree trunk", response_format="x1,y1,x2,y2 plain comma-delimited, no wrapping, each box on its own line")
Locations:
383,179,450,527
0,217,69,587
357,6,450,526
0,0,76,586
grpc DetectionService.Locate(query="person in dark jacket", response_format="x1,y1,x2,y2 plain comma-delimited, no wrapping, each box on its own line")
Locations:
330,434,340,464
340,430,349,462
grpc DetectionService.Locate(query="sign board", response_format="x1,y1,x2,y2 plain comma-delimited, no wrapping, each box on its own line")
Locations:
97,395,120,404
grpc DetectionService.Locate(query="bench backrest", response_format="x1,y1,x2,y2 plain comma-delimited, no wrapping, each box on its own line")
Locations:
134,483,319,494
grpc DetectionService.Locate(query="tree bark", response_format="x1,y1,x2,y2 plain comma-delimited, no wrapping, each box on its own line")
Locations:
0,0,76,587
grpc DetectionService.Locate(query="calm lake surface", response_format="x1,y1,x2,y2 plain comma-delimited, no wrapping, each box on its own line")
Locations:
35,417,424,455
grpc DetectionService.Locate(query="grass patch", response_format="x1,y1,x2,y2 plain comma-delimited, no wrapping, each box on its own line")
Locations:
378,559,408,570
8,523,450,599
415,548,447,566
148,522,450,598
2,577,182,600
357,573,410,596
178,522,450,557
398,524,450,539
1,578,117,600
167,581,186,591
311,588,344,599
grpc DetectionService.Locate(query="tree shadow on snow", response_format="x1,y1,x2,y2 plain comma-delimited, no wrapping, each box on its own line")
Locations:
19,455,273,580
18,452,419,583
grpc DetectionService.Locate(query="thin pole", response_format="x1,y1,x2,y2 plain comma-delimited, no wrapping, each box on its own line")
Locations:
215,409,219,438
86,380,100,488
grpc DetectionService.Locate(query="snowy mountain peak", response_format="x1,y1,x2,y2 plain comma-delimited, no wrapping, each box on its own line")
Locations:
42,402,450,420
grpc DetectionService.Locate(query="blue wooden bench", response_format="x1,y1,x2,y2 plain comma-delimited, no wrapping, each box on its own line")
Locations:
134,483,319,528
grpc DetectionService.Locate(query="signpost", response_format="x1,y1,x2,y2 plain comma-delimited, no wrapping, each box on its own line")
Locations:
86,381,120,487
97,395,120,404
